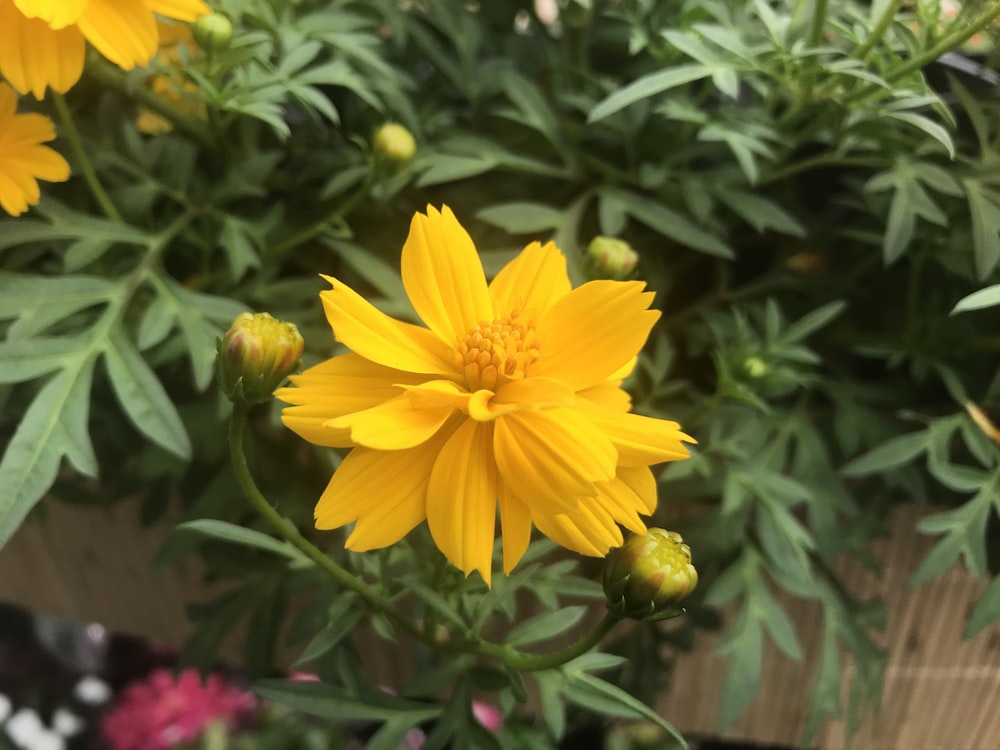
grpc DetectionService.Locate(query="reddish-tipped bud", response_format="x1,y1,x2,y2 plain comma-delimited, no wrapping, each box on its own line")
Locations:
586,236,639,280
603,529,698,621
217,312,303,404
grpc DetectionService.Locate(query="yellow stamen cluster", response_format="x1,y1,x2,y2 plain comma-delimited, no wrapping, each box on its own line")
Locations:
455,310,540,390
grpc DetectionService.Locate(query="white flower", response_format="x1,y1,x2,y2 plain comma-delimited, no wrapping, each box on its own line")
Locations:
52,708,84,738
0,694,11,723
33,730,66,750
5,708,43,748
73,675,111,706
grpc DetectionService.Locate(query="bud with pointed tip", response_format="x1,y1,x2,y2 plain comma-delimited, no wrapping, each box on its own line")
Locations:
217,312,303,405
603,529,698,621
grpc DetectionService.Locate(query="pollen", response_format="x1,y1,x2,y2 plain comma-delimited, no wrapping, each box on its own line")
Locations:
455,309,540,390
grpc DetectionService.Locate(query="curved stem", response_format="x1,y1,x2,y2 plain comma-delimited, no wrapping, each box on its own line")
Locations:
52,93,123,223
479,613,620,672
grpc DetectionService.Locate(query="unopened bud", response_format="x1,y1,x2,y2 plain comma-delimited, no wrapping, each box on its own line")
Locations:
373,123,416,165
743,356,768,379
193,13,233,54
217,312,304,404
586,236,639,280
603,529,697,621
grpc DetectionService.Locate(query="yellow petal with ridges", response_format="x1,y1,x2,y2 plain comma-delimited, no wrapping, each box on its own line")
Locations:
533,502,623,557
13,0,88,29
329,394,454,450
536,280,660,390
499,482,532,574
494,407,616,513
578,401,693,466
0,5,85,97
468,377,575,422
278,353,425,413
489,240,571,317
320,275,456,376
617,465,657,514
147,0,209,21
281,409,353,447
427,419,497,585
401,205,493,345
77,0,157,70
594,469,655,534
578,383,631,412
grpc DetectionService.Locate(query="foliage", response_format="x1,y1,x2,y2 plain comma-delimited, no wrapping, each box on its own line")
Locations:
3,0,1000,747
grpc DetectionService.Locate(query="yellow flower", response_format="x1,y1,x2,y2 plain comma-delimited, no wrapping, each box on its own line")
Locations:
0,0,211,99
278,206,693,585
0,83,70,216
136,20,203,135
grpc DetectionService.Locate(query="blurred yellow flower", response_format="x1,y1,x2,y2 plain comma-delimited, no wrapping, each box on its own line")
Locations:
136,20,203,135
0,0,211,99
278,206,693,585
0,83,69,216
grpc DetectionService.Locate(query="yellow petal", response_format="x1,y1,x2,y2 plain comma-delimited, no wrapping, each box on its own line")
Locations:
320,275,456,376
489,240,571,317
77,0,157,70
493,407,616,513
329,394,454,450
578,383,632,412
281,407,353,447
0,4,85,97
499,482,532,574
533,501,623,557
400,205,493,345
594,466,658,534
536,280,660,390
316,424,455,546
468,377,575,422
13,0,88,29
579,401,693,466
617,465,657,514
147,0,210,21
427,418,497,585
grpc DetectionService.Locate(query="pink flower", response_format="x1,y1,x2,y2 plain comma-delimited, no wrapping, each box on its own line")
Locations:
101,669,257,750
471,701,503,733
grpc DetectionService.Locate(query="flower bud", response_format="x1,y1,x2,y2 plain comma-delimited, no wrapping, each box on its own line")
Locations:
217,312,303,404
193,12,233,54
586,236,639,280
603,529,697,621
373,122,416,165
743,356,768,379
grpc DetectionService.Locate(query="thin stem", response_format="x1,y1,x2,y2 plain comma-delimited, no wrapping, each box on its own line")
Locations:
477,613,621,672
808,0,829,47
759,154,888,185
272,171,374,254
52,93,123,223
852,0,906,60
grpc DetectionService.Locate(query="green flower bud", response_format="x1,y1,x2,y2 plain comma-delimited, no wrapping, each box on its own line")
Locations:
603,529,698,621
373,122,416,165
586,236,639,280
193,12,233,54
743,356,768,379
217,312,304,405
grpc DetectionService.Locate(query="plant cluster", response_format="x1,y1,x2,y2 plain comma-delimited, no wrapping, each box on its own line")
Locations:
3,0,1000,747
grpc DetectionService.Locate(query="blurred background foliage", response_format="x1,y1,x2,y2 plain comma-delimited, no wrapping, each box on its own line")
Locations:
3,0,1000,746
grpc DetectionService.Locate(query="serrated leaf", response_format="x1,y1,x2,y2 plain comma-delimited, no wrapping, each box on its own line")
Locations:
0,338,85,384
840,431,928,477
0,358,97,548
506,606,587,647
0,273,115,338
103,330,191,459
589,64,710,123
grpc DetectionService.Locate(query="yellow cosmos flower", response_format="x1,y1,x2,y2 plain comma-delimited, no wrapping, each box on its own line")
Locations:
136,20,204,135
0,0,210,99
0,83,70,216
277,206,694,585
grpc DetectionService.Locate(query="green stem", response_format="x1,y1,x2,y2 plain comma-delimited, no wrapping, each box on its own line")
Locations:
759,154,888,185
477,613,621,672
852,0,906,60
228,404,623,671
808,0,829,47
272,171,374,254
52,93,123,223
87,58,215,148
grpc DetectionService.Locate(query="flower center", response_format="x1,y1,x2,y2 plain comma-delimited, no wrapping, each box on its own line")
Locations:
455,309,540,391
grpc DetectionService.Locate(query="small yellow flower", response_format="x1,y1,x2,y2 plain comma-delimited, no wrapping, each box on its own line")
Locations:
218,313,304,405
278,206,693,585
0,0,211,99
136,20,204,135
0,83,70,216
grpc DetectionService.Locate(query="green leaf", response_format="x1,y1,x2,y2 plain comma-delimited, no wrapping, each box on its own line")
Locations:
717,616,762,731
840,431,928,477
0,338,85,384
476,202,564,234
417,154,499,186
0,358,98,548
962,180,1000,279
0,201,150,252
882,112,955,159
588,64,710,123
602,187,732,258
952,284,1000,314
964,575,1000,639
253,680,441,723
103,330,191,460
0,273,115,338
533,671,565,739
781,301,847,343
293,599,365,666
506,606,587,647
175,520,309,564
714,188,805,237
